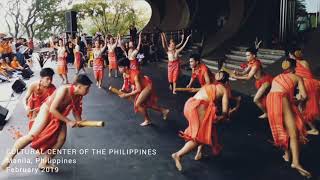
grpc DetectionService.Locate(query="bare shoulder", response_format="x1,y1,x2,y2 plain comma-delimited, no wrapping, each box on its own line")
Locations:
29,81,39,89
216,84,226,91
300,60,310,68
56,85,69,94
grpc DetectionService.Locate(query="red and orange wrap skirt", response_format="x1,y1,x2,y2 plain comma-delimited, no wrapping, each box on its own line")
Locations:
108,52,118,70
57,56,68,75
93,57,104,81
168,59,180,83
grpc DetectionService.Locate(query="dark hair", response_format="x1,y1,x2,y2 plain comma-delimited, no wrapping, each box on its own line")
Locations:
217,71,230,84
40,68,55,77
117,58,130,68
74,74,92,86
285,58,296,69
190,53,201,62
246,47,257,55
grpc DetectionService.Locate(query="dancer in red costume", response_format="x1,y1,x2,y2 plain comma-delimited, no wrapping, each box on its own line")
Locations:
186,53,215,88
128,32,142,71
107,34,120,78
23,68,56,130
117,58,170,126
266,58,311,178
231,48,273,118
73,37,86,74
54,39,69,84
93,36,108,88
161,32,191,94
171,79,229,171
1,74,92,170
194,71,241,161
290,50,320,135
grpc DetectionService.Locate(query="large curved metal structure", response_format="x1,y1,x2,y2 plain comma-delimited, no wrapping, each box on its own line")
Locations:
143,0,282,58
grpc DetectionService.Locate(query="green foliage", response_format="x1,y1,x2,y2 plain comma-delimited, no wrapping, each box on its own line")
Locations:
295,0,307,16
5,0,150,40
72,0,150,36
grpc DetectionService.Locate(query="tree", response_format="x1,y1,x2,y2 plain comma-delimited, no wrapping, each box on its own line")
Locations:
19,0,64,39
295,0,307,16
1,0,64,40
72,0,150,36
0,0,24,38
33,9,66,40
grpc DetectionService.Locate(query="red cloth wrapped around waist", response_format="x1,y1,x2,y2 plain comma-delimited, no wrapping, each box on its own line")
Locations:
255,74,273,89
301,78,320,122
133,76,157,112
130,59,139,70
266,92,306,149
57,57,67,66
31,114,63,152
179,97,221,155
93,57,104,71
168,59,180,66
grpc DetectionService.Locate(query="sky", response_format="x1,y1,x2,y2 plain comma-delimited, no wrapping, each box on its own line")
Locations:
305,0,320,13
0,0,319,34
0,0,150,35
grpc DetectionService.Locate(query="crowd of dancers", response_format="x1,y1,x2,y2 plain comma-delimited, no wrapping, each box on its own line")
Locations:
0,30,319,179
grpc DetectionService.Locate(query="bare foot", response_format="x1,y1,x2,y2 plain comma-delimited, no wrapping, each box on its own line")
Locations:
171,153,182,171
258,113,267,119
194,150,202,161
282,154,289,162
140,121,152,127
307,129,319,135
291,164,312,178
173,91,177,95
162,109,170,120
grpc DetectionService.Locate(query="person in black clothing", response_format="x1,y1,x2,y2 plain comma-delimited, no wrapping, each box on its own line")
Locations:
130,25,137,44
65,41,74,64
79,34,87,60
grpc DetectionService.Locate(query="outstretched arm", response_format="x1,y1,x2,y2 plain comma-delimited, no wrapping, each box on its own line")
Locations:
160,32,168,52
176,34,191,53
112,34,120,49
232,66,257,80
120,44,128,58
120,75,142,98
136,32,142,51
101,36,108,53
186,72,195,88
176,31,185,48
234,66,251,76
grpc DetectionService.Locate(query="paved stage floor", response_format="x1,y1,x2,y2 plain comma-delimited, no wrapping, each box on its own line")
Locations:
0,60,319,180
